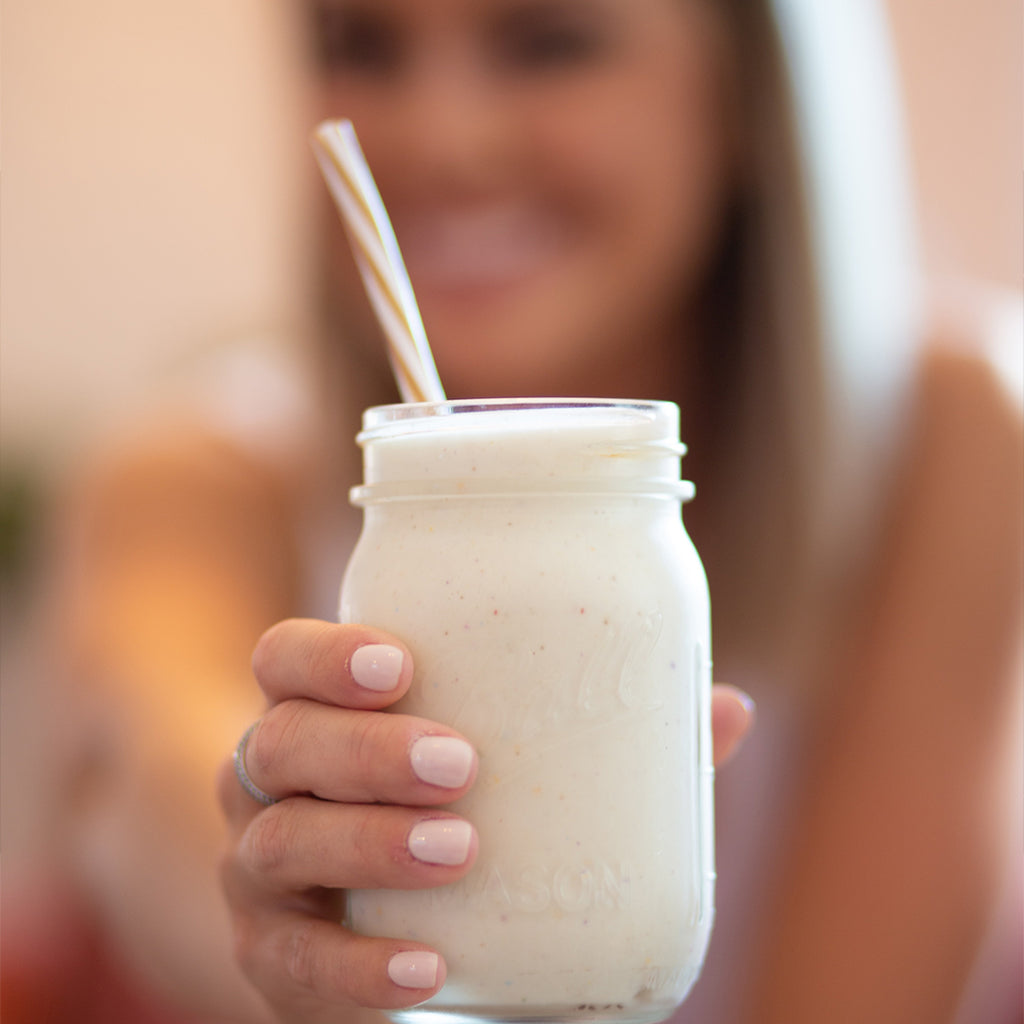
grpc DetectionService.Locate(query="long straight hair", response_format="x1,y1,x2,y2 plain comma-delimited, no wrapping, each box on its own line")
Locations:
698,0,921,685
686,0,828,680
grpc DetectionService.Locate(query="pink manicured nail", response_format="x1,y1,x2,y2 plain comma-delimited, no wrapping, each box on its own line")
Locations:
387,950,439,989
350,644,404,691
410,736,474,788
408,818,474,866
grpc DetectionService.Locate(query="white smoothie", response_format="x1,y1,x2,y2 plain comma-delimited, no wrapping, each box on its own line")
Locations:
340,401,714,1023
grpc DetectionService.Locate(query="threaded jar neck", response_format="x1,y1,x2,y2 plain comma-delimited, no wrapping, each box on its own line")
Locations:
351,399,695,505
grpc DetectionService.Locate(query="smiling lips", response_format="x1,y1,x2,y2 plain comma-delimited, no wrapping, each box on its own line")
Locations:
393,203,568,293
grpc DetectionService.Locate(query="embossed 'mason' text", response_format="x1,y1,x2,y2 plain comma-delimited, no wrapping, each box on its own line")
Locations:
431,861,633,914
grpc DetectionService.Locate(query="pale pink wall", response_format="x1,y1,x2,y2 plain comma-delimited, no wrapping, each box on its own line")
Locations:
0,0,317,462
886,0,1022,287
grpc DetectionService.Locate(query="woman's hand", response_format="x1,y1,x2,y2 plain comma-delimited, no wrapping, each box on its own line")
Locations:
218,618,754,1019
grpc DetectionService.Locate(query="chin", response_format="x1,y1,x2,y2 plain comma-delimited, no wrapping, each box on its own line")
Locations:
440,360,602,401
438,363,545,401
429,330,578,400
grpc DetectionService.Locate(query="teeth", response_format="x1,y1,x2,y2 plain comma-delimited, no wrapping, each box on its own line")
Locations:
396,206,562,289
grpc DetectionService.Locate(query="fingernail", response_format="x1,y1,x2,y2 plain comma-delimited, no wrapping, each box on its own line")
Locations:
735,689,757,718
387,950,439,990
410,736,474,788
716,683,756,719
408,818,474,866
350,644,404,692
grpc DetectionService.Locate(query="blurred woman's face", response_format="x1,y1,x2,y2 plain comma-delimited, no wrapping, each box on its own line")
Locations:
314,0,736,399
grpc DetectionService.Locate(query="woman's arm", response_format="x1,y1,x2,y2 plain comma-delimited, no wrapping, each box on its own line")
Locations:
743,346,1024,1023
49,425,303,1022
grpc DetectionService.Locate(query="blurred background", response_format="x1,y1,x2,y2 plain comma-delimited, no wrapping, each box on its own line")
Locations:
1,0,1021,889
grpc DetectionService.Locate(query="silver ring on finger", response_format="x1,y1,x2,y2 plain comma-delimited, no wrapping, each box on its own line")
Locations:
233,722,279,807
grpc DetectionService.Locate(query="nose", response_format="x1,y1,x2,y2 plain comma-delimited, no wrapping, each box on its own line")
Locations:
383,54,517,196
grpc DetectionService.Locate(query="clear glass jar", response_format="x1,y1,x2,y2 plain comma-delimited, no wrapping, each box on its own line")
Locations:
340,399,714,1024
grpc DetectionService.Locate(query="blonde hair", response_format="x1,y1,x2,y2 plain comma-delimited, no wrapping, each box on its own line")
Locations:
700,0,920,682
680,0,826,678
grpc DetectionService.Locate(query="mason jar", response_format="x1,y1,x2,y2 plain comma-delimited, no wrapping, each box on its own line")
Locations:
340,399,714,1024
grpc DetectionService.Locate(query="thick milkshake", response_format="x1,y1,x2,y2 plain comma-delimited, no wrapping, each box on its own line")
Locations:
340,399,714,1023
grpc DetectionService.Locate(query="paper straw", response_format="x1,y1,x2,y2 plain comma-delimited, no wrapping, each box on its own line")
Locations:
311,119,445,404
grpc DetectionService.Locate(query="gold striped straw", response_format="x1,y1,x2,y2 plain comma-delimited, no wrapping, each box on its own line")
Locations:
311,119,445,404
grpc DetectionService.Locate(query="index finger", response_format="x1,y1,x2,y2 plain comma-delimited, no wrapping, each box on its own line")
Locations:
252,619,414,709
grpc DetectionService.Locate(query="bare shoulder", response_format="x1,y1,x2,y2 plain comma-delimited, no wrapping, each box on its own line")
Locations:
869,338,1024,703
50,418,317,589
70,418,307,510
67,338,321,511
916,336,1022,449
908,340,1023,542
51,418,310,652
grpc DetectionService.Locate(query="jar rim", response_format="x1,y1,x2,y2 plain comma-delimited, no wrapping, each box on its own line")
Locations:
358,398,680,444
